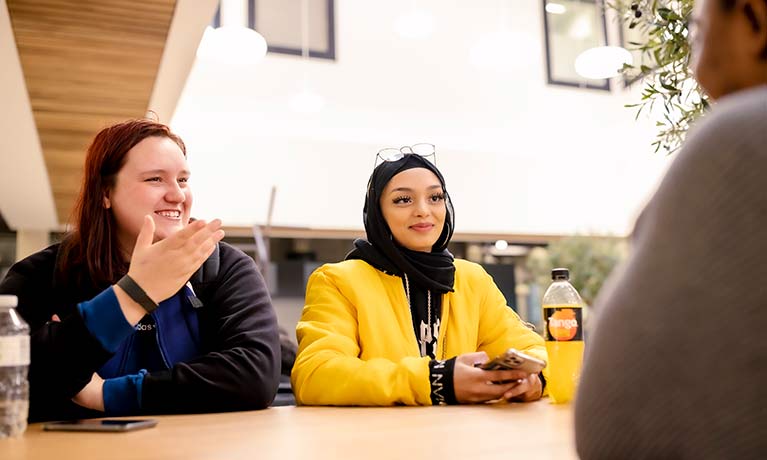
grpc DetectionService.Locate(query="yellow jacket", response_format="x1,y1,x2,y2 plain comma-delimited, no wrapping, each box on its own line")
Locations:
292,259,548,405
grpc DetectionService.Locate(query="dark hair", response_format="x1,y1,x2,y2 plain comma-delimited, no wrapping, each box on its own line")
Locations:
721,0,767,58
57,119,186,287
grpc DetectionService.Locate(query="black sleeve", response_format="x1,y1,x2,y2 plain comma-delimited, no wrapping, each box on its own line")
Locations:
429,357,457,405
140,243,281,413
0,247,112,422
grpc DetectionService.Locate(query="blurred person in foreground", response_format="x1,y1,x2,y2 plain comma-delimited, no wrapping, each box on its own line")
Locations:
575,0,767,457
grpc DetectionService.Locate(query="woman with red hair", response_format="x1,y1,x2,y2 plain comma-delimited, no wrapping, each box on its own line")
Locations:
0,119,280,421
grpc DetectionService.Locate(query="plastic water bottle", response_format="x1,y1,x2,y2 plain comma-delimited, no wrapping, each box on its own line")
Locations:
0,295,29,438
542,268,584,404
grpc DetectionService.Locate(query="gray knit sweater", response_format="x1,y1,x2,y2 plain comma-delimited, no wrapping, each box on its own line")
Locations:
575,85,767,459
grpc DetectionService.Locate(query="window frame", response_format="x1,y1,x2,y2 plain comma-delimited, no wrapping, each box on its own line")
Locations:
211,0,336,61
541,0,611,91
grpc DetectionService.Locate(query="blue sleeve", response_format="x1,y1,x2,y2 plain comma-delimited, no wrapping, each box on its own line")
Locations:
77,286,136,353
102,369,147,416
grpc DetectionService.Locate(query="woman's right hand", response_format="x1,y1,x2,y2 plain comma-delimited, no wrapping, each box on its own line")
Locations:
453,352,532,404
126,215,224,304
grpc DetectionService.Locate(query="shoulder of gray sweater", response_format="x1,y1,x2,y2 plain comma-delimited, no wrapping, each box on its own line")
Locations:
715,83,767,115
671,85,766,170
636,86,766,236
693,85,767,144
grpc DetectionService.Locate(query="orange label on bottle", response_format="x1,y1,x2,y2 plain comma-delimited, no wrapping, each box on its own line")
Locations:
544,307,583,341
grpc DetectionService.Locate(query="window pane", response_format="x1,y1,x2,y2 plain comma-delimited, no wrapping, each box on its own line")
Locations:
210,0,336,60
255,0,334,59
544,0,609,90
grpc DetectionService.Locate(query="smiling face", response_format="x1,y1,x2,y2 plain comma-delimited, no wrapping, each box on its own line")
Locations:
380,167,447,252
104,136,192,254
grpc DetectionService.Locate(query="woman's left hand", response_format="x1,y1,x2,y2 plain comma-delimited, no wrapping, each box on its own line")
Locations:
72,373,105,412
503,373,543,402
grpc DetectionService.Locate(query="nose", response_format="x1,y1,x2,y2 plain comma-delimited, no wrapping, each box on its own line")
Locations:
413,197,430,217
165,181,185,203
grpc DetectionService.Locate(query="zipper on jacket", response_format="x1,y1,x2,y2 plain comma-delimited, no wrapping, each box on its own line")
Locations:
152,312,172,369
439,296,447,360
117,333,135,375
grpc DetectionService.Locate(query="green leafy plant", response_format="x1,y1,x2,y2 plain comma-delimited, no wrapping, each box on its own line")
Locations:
613,0,709,154
526,236,627,306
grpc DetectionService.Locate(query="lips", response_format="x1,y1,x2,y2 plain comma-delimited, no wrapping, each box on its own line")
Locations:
410,223,434,232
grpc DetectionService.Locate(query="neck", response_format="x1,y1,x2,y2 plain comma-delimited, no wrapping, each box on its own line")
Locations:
721,73,767,100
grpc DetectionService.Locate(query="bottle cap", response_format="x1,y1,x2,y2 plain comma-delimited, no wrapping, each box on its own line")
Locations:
551,268,570,281
0,295,18,308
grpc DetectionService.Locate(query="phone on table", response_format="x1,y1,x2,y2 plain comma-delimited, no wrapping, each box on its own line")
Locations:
477,348,547,374
43,419,158,432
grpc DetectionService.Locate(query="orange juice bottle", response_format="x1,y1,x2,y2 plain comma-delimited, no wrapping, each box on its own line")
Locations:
542,268,584,404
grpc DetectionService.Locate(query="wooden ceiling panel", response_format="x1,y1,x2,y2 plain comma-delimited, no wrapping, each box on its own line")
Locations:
7,0,177,225
50,171,83,194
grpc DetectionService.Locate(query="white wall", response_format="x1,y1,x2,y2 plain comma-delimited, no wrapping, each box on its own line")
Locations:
148,0,219,123
171,0,671,236
0,0,58,231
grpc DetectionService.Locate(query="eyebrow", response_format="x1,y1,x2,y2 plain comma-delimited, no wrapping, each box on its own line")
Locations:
140,169,191,176
389,185,442,193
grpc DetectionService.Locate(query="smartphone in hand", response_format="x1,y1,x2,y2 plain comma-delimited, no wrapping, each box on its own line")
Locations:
44,419,158,432
478,348,547,374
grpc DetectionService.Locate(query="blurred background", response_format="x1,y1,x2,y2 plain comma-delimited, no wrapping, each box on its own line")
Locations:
0,0,675,334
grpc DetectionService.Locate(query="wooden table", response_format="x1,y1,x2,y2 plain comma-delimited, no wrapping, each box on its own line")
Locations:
3,400,576,459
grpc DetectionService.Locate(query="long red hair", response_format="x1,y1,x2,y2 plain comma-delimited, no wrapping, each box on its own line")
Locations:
58,119,186,287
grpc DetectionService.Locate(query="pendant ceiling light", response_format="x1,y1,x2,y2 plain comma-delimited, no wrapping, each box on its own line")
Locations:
290,0,325,113
196,0,267,65
574,46,633,79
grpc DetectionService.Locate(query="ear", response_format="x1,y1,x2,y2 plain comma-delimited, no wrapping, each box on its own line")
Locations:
103,192,111,209
741,0,767,57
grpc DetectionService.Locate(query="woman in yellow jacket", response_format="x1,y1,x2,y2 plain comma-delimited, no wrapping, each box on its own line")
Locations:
292,147,547,405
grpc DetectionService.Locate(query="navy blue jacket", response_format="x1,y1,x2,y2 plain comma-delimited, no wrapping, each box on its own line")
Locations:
0,242,281,422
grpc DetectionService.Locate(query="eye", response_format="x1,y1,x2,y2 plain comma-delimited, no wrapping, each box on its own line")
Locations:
392,195,412,205
430,192,445,203
178,177,190,184
145,177,161,183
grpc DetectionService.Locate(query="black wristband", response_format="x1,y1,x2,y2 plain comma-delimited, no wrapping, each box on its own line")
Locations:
116,274,159,313
429,357,458,405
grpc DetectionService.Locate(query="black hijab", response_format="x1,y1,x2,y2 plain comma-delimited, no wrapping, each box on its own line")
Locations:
346,154,456,293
